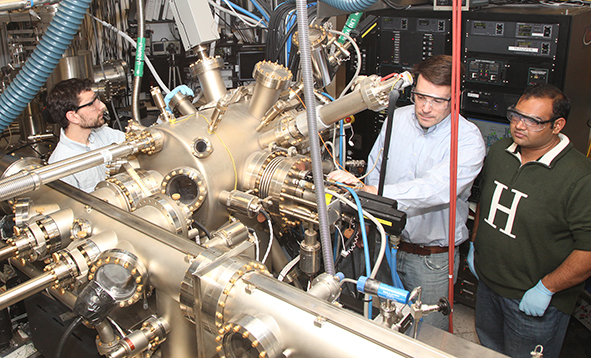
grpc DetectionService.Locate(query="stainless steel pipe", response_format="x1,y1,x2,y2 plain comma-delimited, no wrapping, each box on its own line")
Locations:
0,270,56,310
0,244,16,262
0,132,161,201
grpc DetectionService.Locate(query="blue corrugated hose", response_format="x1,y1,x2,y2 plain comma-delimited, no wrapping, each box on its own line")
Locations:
0,0,92,132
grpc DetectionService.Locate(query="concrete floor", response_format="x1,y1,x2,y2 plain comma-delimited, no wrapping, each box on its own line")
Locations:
452,302,480,344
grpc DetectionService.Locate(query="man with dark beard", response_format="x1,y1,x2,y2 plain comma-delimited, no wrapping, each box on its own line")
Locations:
47,78,126,192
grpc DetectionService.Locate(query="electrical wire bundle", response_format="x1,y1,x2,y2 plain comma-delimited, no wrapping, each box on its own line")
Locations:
208,0,270,29
266,2,319,67
87,0,131,66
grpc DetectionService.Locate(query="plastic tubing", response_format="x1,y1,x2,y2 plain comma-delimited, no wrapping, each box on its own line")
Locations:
249,0,270,22
0,0,92,132
286,0,377,13
225,0,266,25
342,186,372,318
326,189,387,319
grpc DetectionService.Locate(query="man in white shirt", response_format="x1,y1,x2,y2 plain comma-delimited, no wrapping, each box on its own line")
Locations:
47,78,126,192
329,55,486,329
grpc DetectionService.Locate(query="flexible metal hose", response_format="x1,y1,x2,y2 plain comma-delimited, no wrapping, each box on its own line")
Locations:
287,0,377,13
295,0,334,275
0,0,92,132
0,142,138,201
132,0,146,122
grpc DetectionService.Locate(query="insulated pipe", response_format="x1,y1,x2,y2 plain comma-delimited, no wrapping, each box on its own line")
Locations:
0,0,92,132
295,2,334,275
131,0,146,122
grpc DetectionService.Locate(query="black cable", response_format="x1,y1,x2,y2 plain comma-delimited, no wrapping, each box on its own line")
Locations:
193,220,211,240
378,90,401,195
0,130,20,141
6,139,54,155
55,316,84,358
382,0,412,10
109,100,123,131
274,23,298,62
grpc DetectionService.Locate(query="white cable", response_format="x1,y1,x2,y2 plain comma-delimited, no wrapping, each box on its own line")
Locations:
262,213,274,264
329,29,362,98
335,225,346,253
250,230,260,261
324,141,340,170
326,189,387,317
357,148,384,181
91,15,171,93
278,254,300,281
208,0,266,28
340,277,357,287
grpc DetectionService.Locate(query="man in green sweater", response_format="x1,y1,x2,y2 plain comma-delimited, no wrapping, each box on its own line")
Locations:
468,84,591,358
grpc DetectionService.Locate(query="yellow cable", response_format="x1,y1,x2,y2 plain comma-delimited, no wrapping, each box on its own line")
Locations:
294,91,306,109
199,114,238,190
169,113,194,125
390,75,402,91
362,23,377,38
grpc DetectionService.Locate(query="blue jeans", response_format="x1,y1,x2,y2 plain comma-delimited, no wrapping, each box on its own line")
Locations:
396,249,459,330
475,280,569,358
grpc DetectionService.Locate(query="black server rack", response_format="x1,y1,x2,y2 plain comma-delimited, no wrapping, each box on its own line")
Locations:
348,9,452,161
462,6,591,153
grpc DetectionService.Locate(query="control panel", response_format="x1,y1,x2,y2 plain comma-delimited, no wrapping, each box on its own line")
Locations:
379,16,450,70
461,7,591,153
462,16,563,118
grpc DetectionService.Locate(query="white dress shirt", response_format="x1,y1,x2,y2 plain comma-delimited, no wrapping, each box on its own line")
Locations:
48,126,126,193
365,105,486,247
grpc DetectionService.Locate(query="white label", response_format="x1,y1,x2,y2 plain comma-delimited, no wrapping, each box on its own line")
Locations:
508,46,539,53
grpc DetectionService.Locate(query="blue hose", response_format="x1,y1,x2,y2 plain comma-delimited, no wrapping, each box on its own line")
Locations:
0,0,92,132
342,185,373,318
285,0,377,12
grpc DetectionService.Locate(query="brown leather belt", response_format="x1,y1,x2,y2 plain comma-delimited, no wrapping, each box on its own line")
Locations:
397,241,454,255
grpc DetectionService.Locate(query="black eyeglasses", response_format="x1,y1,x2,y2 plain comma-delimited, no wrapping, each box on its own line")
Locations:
75,93,101,112
506,106,556,132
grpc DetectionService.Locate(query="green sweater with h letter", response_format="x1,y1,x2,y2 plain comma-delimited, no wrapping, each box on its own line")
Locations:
474,135,591,314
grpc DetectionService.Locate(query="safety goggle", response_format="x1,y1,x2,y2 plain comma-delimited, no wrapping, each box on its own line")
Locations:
506,106,556,132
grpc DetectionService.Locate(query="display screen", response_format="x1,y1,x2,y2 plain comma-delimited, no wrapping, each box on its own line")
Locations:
473,22,487,29
238,51,266,81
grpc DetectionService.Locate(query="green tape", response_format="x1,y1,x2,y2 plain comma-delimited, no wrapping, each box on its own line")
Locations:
338,12,363,44
134,37,146,77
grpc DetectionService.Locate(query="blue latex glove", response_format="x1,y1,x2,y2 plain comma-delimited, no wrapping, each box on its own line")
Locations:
164,85,194,113
519,280,554,317
467,241,478,280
